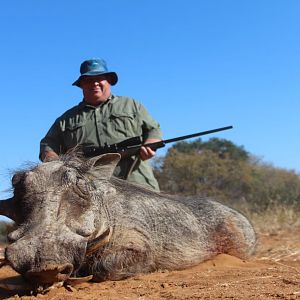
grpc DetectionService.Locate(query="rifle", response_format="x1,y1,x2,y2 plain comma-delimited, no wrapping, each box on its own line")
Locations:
83,125,233,158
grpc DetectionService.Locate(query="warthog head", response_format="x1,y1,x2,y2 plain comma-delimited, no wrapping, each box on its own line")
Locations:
0,153,120,286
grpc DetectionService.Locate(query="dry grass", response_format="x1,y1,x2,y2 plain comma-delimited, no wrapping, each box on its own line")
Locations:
230,202,300,234
239,203,300,265
250,205,300,233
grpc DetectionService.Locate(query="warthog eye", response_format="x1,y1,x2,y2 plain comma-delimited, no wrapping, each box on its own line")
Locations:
63,170,77,185
74,177,90,199
63,170,90,198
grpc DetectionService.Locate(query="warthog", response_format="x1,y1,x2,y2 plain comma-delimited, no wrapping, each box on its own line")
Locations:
0,153,256,287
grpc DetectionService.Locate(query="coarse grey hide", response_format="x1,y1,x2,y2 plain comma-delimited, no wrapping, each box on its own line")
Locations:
0,153,256,286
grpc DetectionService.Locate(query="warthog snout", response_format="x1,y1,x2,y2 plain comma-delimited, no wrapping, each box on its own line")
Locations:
25,263,74,284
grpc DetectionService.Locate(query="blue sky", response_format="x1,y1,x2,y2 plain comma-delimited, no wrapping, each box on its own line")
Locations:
0,0,299,204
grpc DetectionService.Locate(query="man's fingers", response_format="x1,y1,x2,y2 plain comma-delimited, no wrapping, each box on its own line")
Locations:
140,146,156,161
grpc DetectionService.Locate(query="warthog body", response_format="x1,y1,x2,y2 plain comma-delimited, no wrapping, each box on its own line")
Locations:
0,153,256,285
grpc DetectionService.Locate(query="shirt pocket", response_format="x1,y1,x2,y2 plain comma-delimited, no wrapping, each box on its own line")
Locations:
109,112,139,137
64,121,86,149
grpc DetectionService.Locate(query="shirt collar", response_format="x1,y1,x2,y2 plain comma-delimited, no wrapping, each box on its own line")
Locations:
79,94,116,109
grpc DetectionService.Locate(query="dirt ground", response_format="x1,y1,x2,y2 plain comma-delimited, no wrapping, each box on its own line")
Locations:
0,228,300,300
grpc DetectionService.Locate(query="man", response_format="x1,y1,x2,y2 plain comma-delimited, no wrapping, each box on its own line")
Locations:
39,58,162,190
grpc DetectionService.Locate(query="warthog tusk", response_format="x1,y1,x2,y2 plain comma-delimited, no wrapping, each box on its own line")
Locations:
36,275,94,293
86,227,112,256
65,275,93,286
38,281,64,294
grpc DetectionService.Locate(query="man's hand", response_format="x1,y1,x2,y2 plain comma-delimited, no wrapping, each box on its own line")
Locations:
41,150,59,162
140,138,161,161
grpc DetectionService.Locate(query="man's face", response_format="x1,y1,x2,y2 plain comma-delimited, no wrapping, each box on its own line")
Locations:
80,75,111,105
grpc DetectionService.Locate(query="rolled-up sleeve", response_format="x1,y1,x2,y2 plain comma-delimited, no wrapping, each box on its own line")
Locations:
139,104,162,141
39,119,63,160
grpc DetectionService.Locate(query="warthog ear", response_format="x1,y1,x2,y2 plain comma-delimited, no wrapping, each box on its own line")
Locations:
88,153,121,179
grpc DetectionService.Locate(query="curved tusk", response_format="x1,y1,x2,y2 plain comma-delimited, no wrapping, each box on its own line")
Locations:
65,275,93,286
86,227,112,256
38,281,64,294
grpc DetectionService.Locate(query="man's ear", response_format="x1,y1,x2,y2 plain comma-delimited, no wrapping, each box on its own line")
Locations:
87,153,121,179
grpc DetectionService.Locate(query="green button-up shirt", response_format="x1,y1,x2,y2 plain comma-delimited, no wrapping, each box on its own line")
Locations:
40,95,162,190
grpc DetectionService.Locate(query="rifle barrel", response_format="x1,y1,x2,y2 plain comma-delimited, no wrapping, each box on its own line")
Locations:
161,126,233,144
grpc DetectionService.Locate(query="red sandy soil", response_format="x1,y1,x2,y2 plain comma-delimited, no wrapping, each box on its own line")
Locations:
0,228,300,300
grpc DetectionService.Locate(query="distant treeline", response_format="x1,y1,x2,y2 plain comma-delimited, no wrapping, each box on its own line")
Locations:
154,138,300,214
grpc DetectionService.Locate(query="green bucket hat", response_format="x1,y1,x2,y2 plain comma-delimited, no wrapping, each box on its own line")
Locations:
72,58,118,87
